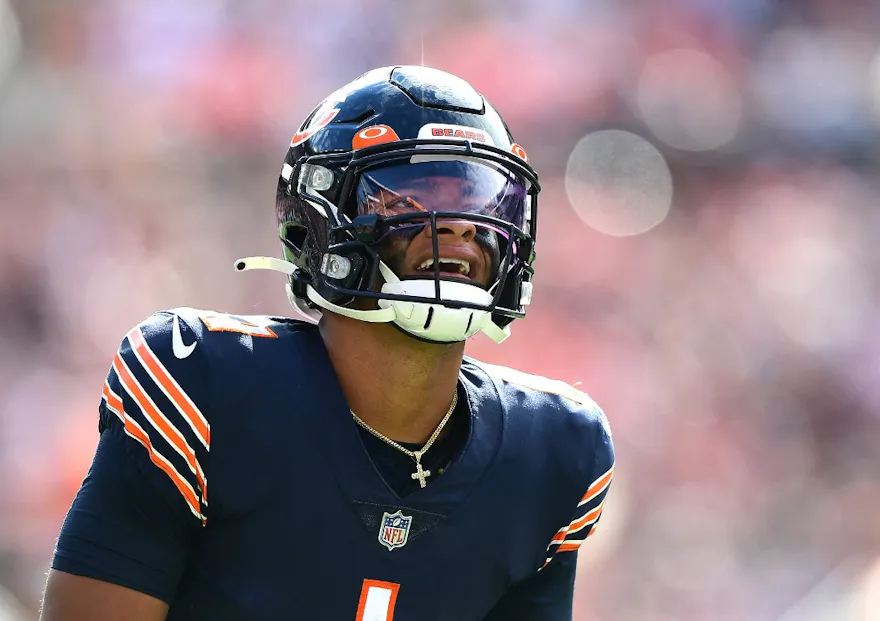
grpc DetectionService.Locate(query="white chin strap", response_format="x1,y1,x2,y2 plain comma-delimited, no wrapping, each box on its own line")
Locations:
234,256,512,344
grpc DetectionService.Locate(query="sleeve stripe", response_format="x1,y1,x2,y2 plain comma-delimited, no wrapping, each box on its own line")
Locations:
550,503,604,545
565,503,605,537
578,465,614,507
103,380,124,415
102,382,206,523
112,353,208,506
540,461,615,569
550,525,568,542
541,525,601,567
549,501,605,543
127,327,211,450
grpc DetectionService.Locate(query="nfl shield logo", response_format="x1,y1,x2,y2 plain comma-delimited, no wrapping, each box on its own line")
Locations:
378,510,412,551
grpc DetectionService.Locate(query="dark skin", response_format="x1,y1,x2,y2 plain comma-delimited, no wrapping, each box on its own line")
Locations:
323,217,492,444
41,196,500,620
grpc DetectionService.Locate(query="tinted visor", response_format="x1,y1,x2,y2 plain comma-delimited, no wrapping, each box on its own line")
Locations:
353,159,529,230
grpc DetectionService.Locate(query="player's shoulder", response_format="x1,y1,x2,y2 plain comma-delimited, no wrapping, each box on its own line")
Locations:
466,358,611,439
100,308,318,522
110,306,316,409
132,306,299,340
122,306,311,360
466,360,615,557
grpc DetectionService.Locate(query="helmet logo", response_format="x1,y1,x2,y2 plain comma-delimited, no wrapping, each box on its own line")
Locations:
352,125,400,150
290,108,339,147
431,127,487,142
511,143,529,163
418,123,496,146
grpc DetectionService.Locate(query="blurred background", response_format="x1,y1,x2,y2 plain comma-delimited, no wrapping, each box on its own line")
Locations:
1,0,879,619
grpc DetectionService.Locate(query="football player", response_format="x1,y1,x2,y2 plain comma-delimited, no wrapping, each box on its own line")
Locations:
41,66,614,620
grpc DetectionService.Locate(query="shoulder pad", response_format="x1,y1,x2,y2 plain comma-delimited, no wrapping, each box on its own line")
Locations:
475,361,595,406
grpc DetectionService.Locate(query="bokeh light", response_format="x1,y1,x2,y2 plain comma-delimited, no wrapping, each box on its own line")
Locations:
564,130,673,236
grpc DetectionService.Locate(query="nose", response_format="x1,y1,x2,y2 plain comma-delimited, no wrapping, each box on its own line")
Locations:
424,218,477,242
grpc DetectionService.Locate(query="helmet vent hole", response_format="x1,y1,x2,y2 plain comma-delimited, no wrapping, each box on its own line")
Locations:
339,108,377,124
282,225,308,254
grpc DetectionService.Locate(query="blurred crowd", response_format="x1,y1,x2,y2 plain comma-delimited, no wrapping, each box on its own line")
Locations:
1,0,879,619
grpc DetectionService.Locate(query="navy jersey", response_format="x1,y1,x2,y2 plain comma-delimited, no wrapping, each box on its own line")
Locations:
52,309,615,621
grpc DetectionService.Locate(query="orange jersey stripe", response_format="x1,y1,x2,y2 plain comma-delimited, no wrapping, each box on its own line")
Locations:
557,541,583,553
541,539,587,568
122,411,204,520
542,471,612,568
103,382,123,414
102,383,204,522
568,504,604,535
127,327,210,449
550,523,570,544
112,354,207,504
579,465,614,506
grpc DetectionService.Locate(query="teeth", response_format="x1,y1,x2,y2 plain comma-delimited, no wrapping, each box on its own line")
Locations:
417,258,470,275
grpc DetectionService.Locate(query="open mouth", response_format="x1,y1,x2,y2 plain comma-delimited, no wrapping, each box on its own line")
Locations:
416,257,471,277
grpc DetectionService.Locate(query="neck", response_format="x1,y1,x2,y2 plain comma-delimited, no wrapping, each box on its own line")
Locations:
320,313,464,444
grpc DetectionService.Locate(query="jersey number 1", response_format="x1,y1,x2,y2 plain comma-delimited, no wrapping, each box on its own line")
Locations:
355,579,400,621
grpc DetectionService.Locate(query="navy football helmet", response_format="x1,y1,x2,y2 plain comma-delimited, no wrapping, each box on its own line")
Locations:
237,66,540,343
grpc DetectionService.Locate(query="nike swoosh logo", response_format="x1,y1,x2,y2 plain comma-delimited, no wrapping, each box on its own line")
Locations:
172,314,197,359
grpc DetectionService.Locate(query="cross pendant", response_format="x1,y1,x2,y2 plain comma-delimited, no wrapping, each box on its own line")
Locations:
411,458,431,488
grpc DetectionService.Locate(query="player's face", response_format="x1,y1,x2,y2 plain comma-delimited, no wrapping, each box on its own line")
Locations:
376,209,500,289
353,161,528,289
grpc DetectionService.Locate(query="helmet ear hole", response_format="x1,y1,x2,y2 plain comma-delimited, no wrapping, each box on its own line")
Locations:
281,224,309,261
282,224,308,251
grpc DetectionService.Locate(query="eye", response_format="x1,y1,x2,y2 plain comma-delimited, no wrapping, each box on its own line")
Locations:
383,195,427,214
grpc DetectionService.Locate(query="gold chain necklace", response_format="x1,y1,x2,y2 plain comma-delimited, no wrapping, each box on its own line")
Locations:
351,390,458,488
